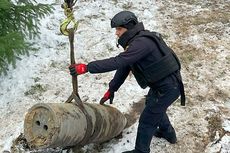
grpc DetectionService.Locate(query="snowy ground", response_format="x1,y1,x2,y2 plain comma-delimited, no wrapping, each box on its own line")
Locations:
0,0,229,153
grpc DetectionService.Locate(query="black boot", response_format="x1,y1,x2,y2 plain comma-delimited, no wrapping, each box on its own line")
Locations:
154,127,177,144
122,150,135,153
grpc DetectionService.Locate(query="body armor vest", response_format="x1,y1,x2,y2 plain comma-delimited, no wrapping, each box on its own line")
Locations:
130,31,181,89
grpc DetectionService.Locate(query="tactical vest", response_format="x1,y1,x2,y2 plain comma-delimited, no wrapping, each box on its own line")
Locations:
130,31,186,105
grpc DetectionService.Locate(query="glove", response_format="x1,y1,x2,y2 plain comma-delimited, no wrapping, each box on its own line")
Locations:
69,64,88,76
100,89,114,105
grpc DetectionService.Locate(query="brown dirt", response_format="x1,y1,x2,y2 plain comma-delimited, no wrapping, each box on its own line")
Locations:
124,98,145,128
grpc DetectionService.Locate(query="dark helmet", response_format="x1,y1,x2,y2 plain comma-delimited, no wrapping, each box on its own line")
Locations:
111,11,138,28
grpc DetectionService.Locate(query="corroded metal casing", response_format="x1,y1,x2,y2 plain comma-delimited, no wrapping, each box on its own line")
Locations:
24,103,127,149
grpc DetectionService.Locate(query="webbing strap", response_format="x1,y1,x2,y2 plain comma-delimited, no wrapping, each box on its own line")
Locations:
60,0,93,147
72,95,93,147
174,72,186,106
179,81,186,106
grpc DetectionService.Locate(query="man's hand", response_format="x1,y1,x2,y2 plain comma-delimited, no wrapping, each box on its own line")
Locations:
69,64,88,76
100,90,114,105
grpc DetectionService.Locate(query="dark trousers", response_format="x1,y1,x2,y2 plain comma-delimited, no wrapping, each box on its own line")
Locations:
135,84,180,153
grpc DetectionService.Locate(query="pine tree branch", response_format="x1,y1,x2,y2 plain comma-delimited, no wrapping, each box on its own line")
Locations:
0,0,54,75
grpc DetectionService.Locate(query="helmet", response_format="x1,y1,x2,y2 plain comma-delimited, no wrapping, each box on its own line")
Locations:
111,11,138,28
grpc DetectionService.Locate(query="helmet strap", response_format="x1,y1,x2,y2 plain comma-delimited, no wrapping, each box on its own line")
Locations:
116,37,120,48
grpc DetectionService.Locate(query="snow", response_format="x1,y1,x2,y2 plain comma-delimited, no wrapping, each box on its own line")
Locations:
0,0,230,153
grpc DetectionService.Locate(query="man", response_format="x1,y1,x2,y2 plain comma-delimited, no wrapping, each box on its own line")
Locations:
69,11,185,153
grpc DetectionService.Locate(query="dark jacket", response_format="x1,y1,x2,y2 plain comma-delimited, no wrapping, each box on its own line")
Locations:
87,23,179,92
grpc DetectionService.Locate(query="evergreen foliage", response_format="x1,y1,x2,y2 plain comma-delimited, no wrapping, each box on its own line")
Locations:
0,0,53,75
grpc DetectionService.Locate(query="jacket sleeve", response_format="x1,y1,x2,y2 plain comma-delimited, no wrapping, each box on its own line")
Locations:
109,66,131,92
87,37,154,73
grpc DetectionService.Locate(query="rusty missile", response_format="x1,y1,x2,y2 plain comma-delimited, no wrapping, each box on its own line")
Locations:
24,103,127,149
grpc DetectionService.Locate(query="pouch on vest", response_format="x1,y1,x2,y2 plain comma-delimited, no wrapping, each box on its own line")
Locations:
134,31,181,84
142,52,180,83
